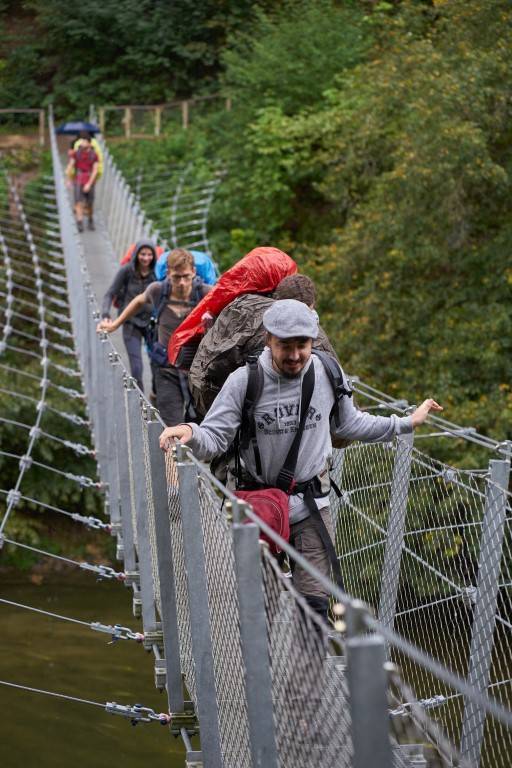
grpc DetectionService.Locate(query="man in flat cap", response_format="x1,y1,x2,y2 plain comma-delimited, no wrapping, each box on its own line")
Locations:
160,299,442,619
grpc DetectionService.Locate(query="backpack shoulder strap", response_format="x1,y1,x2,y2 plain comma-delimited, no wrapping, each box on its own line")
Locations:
276,362,315,493
312,349,352,428
239,356,264,451
154,279,171,322
190,276,205,305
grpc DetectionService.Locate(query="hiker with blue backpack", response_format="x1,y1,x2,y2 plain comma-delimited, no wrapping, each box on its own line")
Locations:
98,239,157,392
98,248,212,424
160,299,442,620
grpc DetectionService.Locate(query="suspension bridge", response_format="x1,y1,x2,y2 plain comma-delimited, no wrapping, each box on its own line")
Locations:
0,109,511,768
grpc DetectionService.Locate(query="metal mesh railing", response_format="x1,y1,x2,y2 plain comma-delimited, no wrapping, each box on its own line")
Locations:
94,140,222,267
260,547,353,768
163,447,197,705
197,478,252,767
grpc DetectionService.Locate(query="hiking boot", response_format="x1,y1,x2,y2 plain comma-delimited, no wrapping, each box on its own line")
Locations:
77,220,84,233
88,218,95,231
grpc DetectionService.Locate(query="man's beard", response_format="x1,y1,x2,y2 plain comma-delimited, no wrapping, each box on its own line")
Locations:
272,358,303,379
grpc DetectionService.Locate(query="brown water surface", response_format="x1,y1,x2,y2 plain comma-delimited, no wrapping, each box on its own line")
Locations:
0,572,185,768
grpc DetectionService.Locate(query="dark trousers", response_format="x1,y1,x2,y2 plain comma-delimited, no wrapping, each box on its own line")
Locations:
154,364,186,426
289,508,335,619
122,323,148,393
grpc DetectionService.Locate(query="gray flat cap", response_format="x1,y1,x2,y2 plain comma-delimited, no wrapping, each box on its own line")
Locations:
263,299,319,339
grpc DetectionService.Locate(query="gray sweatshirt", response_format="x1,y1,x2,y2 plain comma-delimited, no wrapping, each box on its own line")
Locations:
189,348,412,524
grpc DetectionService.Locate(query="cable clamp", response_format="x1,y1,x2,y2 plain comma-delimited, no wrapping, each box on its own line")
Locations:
442,468,457,484
79,562,126,581
7,489,21,508
19,455,33,471
419,694,446,710
29,427,42,440
105,702,171,726
71,513,111,531
57,385,84,400
64,441,94,457
90,622,144,643
65,473,98,487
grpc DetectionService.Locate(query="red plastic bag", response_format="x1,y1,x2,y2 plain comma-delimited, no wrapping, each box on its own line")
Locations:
168,246,297,365
234,488,290,555
120,243,164,265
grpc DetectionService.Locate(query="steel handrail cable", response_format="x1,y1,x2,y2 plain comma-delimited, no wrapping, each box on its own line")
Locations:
0,363,85,400
0,598,143,641
0,451,100,487
0,680,170,724
1,538,125,579
0,416,94,456
0,489,106,529
353,378,508,455
0,291,71,324
0,387,88,425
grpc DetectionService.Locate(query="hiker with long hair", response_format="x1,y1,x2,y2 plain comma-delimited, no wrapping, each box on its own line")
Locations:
98,240,157,392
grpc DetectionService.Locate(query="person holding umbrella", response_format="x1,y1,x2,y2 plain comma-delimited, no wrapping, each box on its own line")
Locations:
65,131,99,232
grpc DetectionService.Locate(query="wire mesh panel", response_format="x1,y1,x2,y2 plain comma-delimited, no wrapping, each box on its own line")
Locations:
334,435,512,765
196,477,252,768
164,448,197,705
331,442,397,609
140,404,162,616
260,548,353,768
123,385,139,551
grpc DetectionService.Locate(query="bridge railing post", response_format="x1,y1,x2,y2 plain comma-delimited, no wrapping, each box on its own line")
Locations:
231,507,279,768
125,383,158,640
378,432,414,630
111,365,136,571
175,443,222,768
346,604,394,768
460,457,511,765
146,419,185,712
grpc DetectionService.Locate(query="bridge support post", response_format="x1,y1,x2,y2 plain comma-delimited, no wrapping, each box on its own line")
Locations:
96,334,122,532
460,458,510,765
232,513,278,768
378,432,414,630
346,619,393,768
112,364,136,571
125,384,158,637
146,419,185,712
175,444,223,768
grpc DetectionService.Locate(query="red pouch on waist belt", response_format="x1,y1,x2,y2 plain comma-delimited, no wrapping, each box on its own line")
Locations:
234,488,290,555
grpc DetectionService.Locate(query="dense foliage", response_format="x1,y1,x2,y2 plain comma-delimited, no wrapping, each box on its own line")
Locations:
111,0,512,450
0,0,276,113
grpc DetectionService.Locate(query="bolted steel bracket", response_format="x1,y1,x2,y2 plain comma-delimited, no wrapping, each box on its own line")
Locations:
154,658,166,691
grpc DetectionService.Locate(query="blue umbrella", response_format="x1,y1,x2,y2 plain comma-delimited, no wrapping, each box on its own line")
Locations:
56,120,100,135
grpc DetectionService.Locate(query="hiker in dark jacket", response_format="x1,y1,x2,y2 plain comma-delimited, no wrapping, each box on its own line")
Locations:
98,239,157,391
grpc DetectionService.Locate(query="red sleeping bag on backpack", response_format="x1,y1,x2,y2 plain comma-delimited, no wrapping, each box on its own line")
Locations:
120,243,165,265
168,246,297,366
234,488,290,555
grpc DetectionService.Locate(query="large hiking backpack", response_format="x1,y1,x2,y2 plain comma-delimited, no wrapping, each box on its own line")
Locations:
155,250,219,285
168,246,297,366
146,277,204,366
188,294,339,417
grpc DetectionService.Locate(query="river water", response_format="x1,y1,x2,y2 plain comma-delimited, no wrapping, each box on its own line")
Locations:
0,572,186,768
